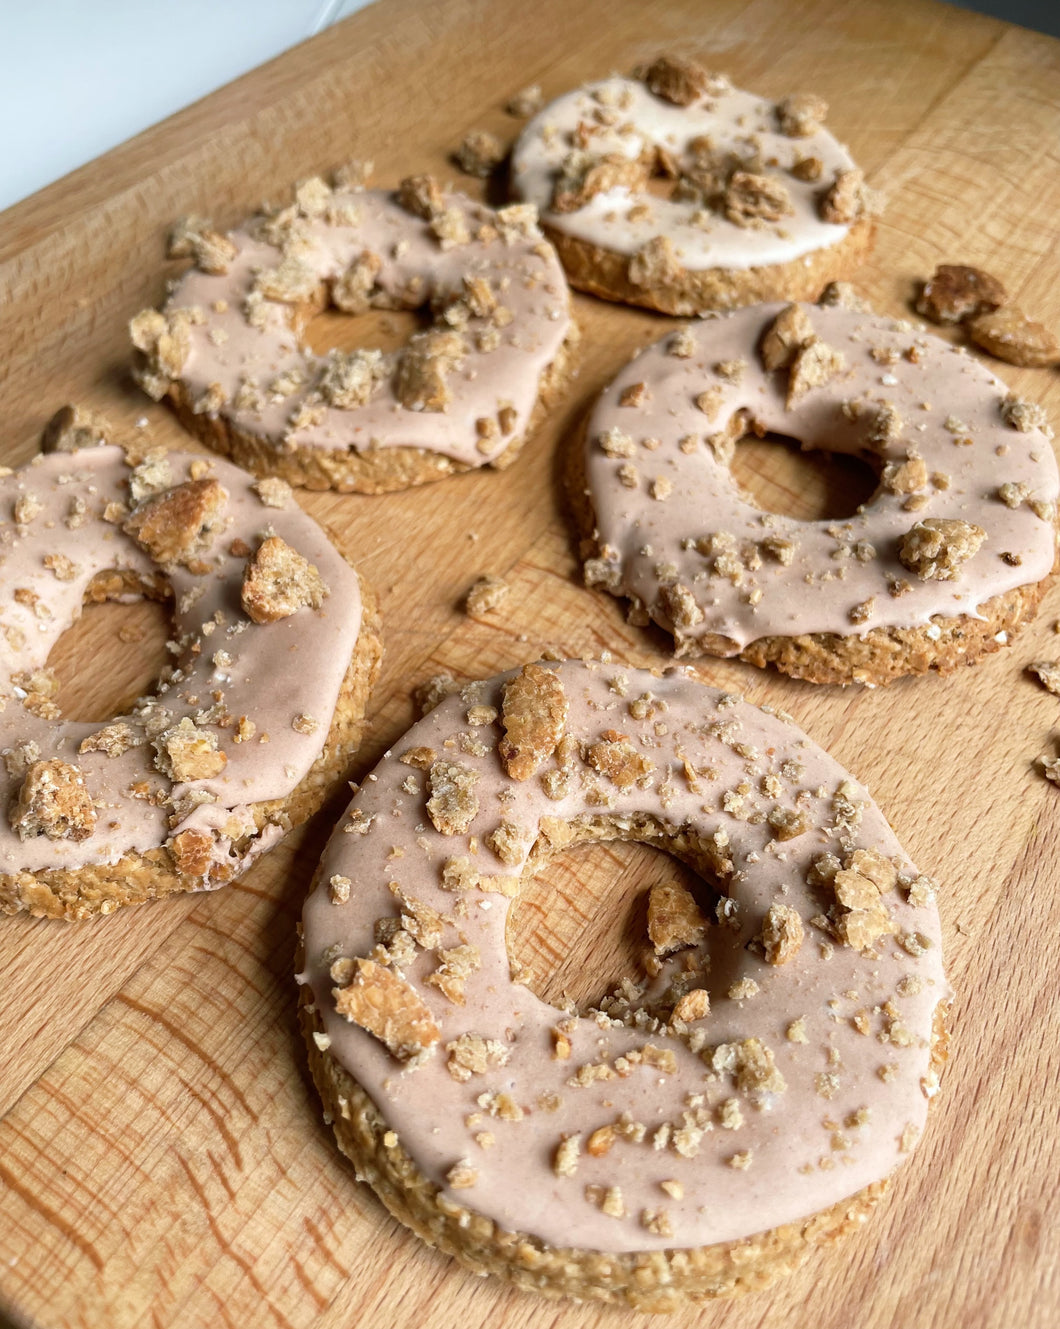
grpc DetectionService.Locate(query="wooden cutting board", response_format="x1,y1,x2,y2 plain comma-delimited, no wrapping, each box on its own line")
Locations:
1,1,1058,1326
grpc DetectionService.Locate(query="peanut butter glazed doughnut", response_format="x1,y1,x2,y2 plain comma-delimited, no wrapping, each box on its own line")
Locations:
0,427,381,919
510,56,876,315
130,171,576,493
299,660,949,1309
572,300,1059,685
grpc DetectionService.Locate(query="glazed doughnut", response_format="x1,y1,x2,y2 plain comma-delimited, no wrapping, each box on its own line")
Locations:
0,422,381,919
131,172,577,493
571,300,1059,685
299,659,948,1309
510,55,876,315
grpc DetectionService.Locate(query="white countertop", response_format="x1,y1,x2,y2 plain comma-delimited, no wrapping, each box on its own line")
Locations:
0,0,372,213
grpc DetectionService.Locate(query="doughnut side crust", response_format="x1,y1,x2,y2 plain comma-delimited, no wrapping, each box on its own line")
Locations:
164,323,579,495
299,941,949,1311
543,217,875,318
0,580,382,920
568,433,1057,684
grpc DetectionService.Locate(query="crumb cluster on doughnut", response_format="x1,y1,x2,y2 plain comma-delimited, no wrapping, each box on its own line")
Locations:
299,660,948,1308
0,421,380,919
510,55,877,315
130,169,576,493
572,299,1058,684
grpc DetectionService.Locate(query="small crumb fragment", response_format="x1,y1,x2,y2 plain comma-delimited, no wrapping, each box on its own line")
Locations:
464,574,509,615
333,958,439,1061
10,760,96,842
647,880,706,955
427,759,480,835
898,518,985,582
760,903,804,964
454,130,505,178
499,662,567,780
916,264,1006,325
241,536,329,623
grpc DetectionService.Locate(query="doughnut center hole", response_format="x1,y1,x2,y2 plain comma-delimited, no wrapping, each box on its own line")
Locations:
730,432,878,522
302,305,431,357
508,839,717,1015
47,594,172,723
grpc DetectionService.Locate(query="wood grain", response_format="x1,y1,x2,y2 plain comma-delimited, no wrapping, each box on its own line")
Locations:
1,1,1059,1326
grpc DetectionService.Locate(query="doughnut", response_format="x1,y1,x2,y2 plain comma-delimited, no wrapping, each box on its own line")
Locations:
570,300,1059,685
0,421,381,919
130,171,577,493
510,55,876,316
298,659,949,1309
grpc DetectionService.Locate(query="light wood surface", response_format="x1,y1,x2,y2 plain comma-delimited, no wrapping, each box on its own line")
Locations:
1,1,1059,1326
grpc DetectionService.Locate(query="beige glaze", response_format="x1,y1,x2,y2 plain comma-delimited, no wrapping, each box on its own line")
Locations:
580,303,1058,653
152,189,572,467
301,660,947,1254
511,76,857,270
0,445,362,879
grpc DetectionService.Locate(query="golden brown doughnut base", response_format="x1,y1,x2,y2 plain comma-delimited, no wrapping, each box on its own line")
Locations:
543,218,875,316
302,987,949,1310
0,581,383,921
567,428,1056,686
299,988,883,1311
162,318,579,494
298,805,951,1309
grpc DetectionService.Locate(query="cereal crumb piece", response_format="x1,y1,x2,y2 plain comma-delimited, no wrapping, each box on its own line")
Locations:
396,173,444,220
586,729,654,790
1039,755,1060,786
787,338,845,406
728,1150,753,1170
817,281,869,312
552,151,651,213
724,172,793,227
427,759,480,835
11,760,96,842
292,713,318,735
395,329,467,412
446,1033,510,1082
1028,661,1060,695
319,348,386,408
767,806,808,841
916,264,1006,325
414,674,458,716
486,819,530,865
41,403,111,453
760,303,814,371
1001,396,1051,436
464,574,509,615
43,552,78,582
425,943,481,1004
500,662,567,780
898,518,985,581
333,958,439,1061
650,476,673,501
641,54,711,106
968,307,1060,368
253,476,292,509
507,84,543,117
123,478,228,567
786,1017,808,1043
777,92,828,136
329,874,352,904
167,215,237,274
672,988,711,1023
454,129,505,178
819,168,869,224
241,535,329,623
658,581,704,631
647,879,706,955
153,717,227,782
760,902,804,964
553,1134,581,1177
79,722,142,758
167,827,214,877
445,1160,478,1189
